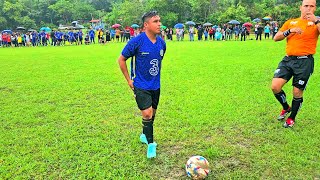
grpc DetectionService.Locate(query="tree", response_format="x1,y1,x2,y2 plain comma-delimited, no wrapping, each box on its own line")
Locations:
106,0,145,25
0,0,315,30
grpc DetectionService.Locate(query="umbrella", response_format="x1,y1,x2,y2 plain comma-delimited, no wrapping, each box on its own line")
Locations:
90,19,100,23
203,22,213,26
16,27,26,30
2,30,12,34
243,22,252,27
212,25,218,28
40,27,51,32
161,25,167,29
74,25,85,30
263,16,272,21
174,23,184,29
228,20,240,25
112,24,121,28
185,21,196,26
28,29,36,32
58,26,69,30
131,24,139,28
252,18,261,22
270,21,278,24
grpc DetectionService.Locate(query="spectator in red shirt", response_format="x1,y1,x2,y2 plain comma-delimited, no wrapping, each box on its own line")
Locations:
129,27,135,39
209,27,215,40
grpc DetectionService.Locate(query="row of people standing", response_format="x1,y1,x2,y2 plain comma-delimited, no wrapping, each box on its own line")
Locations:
0,27,144,48
170,25,249,41
158,23,279,42
254,23,279,40
96,28,142,43
0,31,51,47
0,30,86,47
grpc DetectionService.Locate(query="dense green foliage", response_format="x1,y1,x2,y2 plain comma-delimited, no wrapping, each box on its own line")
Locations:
1,0,320,30
0,39,319,179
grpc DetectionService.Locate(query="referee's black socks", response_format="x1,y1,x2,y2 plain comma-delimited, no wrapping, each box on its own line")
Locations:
274,90,290,110
289,97,303,120
142,119,154,144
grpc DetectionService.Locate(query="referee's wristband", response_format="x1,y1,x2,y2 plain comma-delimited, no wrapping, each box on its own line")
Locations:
283,29,291,37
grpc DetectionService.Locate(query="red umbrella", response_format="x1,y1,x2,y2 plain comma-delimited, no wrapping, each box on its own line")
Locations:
243,22,252,27
112,24,121,28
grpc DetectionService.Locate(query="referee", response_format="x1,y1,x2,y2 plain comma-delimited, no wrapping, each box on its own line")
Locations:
118,11,166,158
272,0,319,128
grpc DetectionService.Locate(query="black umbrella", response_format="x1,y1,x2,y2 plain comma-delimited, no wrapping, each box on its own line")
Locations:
28,29,36,32
16,26,26,30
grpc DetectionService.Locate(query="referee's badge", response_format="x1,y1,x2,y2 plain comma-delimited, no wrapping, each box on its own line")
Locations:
308,21,314,26
290,21,298,25
160,49,164,57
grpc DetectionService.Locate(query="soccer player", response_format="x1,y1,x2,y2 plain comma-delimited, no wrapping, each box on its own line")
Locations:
40,30,46,46
272,0,320,128
78,30,83,45
68,30,75,45
89,28,95,44
118,11,166,158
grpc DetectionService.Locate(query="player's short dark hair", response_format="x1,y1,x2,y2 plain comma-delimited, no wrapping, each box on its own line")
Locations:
141,11,159,23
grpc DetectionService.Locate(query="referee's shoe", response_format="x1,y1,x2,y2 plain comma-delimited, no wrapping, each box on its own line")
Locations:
283,118,295,128
278,107,291,120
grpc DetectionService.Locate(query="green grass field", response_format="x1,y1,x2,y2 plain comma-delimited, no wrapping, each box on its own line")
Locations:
0,38,319,179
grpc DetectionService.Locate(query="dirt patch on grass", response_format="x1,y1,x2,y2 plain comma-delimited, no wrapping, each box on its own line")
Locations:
0,87,14,93
164,144,183,156
160,167,186,180
215,157,242,170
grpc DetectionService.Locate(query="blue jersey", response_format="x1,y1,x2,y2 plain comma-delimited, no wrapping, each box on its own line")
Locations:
121,32,166,90
40,32,46,38
74,32,79,39
110,29,116,37
56,32,62,40
32,32,37,40
89,30,95,37
68,32,74,37
68,32,75,40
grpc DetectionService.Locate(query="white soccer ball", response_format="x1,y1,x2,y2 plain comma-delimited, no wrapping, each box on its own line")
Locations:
185,155,210,179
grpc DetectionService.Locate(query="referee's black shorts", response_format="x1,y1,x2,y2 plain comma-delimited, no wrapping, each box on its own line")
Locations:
273,55,314,90
133,87,160,110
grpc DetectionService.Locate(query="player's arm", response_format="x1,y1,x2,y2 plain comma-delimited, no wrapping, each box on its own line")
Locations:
118,55,134,90
305,13,320,33
313,18,320,33
274,30,288,41
274,27,303,42
315,23,320,33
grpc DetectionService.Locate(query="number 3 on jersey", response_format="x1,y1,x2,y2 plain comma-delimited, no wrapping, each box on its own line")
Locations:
149,59,159,76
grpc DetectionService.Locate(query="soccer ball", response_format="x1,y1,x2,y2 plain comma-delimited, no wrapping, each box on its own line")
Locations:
185,155,210,179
